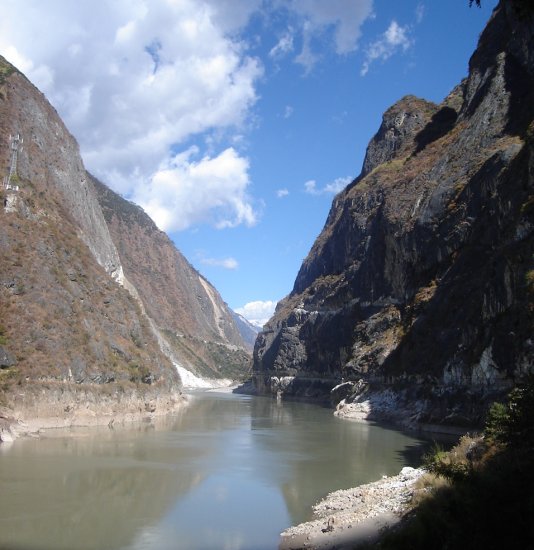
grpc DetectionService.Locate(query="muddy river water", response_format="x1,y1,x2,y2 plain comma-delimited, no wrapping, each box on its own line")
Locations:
0,390,437,550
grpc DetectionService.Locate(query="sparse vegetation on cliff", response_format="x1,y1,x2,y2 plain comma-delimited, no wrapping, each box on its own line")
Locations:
0,58,15,85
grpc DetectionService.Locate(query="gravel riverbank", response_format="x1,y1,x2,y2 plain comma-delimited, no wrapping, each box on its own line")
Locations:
279,466,426,550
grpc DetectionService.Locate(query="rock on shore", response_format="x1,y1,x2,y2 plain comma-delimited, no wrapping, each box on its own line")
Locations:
280,467,425,550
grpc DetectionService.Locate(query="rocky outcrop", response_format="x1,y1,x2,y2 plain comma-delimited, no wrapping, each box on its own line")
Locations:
361,96,439,177
280,467,425,550
253,1,534,427
92,177,251,380
0,346,15,368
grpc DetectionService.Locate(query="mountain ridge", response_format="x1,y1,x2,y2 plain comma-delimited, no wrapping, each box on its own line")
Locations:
251,0,534,429
92,174,252,380
0,54,251,439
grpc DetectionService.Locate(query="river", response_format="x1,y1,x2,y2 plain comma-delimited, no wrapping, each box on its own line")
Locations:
0,390,438,550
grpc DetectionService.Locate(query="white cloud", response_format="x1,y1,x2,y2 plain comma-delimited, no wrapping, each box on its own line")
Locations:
283,105,294,119
332,110,348,124
325,176,352,194
235,300,277,328
0,0,262,221
269,30,295,59
277,188,290,198
295,21,320,73
304,176,351,195
134,147,256,232
361,20,413,76
304,180,318,194
0,0,371,231
288,0,374,71
415,3,425,24
200,257,239,270
290,0,374,54
205,0,263,34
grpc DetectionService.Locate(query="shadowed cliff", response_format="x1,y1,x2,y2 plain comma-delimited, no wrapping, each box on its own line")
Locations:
252,1,534,428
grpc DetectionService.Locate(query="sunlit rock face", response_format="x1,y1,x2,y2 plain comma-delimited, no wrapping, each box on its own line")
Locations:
0,54,181,421
93,176,252,381
0,53,250,430
253,1,534,427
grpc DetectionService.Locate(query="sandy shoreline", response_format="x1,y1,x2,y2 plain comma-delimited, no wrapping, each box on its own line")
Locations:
279,466,425,550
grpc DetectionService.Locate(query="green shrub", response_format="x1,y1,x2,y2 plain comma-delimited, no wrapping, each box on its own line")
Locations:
485,375,534,450
484,401,510,445
423,435,482,482
374,380,534,549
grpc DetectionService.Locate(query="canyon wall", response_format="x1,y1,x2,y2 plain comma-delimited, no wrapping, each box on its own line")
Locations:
252,1,534,428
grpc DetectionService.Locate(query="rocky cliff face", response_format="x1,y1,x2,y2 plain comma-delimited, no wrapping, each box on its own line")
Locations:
0,56,184,431
0,54,249,435
253,1,534,428
93,176,251,380
0,60,121,279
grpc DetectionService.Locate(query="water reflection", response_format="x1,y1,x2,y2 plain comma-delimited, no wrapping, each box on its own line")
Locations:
247,396,429,525
0,391,433,550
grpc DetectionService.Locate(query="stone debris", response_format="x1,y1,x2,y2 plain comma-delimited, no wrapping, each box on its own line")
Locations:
280,467,425,548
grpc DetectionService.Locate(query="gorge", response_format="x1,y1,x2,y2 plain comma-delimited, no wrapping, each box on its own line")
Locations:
2,2,528,438
0,1,533,548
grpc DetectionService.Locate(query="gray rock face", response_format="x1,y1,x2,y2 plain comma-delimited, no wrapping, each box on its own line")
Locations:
361,96,438,177
92,176,252,380
2,69,122,278
253,1,534,426
0,346,15,368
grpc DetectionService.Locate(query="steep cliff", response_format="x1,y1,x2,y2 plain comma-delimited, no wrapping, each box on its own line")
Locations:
92,176,251,380
0,52,249,436
0,59,121,279
0,55,185,433
253,1,534,428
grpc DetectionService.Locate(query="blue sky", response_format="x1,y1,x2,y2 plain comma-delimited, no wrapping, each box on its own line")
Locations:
0,0,498,326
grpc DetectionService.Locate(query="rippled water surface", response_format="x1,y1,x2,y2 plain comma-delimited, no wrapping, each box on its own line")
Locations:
0,391,434,550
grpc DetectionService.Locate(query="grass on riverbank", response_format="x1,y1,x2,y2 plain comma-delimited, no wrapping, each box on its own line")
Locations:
372,377,534,549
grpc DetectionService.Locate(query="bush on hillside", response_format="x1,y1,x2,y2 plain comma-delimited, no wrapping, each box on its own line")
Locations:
485,375,534,450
